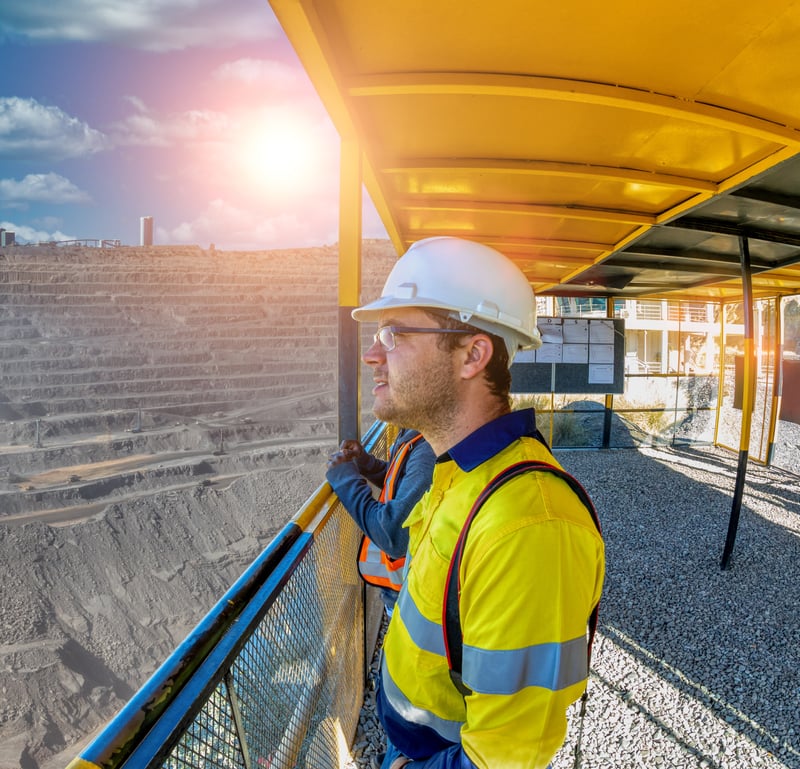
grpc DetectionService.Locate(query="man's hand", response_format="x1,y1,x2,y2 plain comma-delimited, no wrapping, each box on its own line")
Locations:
338,439,366,461
326,439,365,470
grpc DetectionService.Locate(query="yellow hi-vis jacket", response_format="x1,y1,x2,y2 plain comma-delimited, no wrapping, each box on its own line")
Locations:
377,409,605,769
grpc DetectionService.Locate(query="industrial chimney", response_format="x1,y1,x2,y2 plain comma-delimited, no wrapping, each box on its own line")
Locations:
140,216,154,246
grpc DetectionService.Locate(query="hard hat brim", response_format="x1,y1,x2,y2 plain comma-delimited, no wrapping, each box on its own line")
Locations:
351,295,456,322
352,295,543,353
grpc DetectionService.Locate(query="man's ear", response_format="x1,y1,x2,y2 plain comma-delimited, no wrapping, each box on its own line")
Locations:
460,334,494,380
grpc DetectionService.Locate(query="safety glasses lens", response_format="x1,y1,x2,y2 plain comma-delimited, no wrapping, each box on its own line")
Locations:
375,327,395,350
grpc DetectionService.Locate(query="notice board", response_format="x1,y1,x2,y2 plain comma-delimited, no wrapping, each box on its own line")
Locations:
510,317,626,394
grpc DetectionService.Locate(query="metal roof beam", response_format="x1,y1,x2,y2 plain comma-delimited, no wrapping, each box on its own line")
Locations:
381,158,718,193
348,73,800,147
619,246,775,270
770,252,800,270
730,187,800,212
666,217,800,248
487,238,612,253
613,260,743,278
401,228,611,254
398,199,655,225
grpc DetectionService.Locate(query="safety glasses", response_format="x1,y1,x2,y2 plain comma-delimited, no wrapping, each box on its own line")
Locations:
373,325,470,352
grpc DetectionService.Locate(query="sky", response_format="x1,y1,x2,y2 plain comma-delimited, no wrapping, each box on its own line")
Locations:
0,0,387,250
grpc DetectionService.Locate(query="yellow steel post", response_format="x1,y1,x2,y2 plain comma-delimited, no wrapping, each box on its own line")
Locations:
338,138,363,442
602,297,615,448
766,296,783,465
713,301,726,447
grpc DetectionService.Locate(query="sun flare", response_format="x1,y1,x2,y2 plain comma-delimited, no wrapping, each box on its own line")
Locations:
238,112,320,195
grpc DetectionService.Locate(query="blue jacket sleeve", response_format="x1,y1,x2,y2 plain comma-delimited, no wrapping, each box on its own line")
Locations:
326,437,436,559
355,451,390,487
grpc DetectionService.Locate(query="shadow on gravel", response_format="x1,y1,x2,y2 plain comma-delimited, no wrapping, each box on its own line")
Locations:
58,638,135,704
558,445,800,767
680,444,800,514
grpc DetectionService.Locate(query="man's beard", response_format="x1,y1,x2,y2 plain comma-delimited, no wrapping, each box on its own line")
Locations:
372,360,458,436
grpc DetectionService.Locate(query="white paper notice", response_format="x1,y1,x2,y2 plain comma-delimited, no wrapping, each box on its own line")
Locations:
563,343,589,363
589,364,615,384
589,344,614,364
538,317,563,344
562,318,589,344
536,344,562,363
513,349,536,363
590,319,615,344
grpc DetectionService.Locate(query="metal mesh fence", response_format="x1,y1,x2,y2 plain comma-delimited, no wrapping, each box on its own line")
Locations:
164,681,247,769
157,494,368,769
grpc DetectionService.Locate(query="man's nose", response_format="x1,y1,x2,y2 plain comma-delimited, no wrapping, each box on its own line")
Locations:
363,338,385,366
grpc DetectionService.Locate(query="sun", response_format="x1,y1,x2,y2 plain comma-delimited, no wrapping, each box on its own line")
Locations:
238,110,321,196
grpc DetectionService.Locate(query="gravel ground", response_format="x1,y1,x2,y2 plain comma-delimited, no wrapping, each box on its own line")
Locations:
348,443,800,769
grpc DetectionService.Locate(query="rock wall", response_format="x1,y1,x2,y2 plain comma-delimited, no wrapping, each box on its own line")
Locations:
0,240,397,769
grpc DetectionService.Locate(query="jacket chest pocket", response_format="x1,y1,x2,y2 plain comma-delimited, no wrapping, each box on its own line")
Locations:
405,514,461,625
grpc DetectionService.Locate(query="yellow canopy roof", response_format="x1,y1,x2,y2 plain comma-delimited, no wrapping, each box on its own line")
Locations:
269,0,800,301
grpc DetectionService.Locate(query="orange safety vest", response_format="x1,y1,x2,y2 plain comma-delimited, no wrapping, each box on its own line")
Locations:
357,433,424,591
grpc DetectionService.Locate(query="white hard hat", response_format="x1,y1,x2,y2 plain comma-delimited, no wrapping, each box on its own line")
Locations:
352,236,542,359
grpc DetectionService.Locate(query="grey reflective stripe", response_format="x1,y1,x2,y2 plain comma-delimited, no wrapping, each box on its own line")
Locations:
358,541,404,587
400,584,588,694
396,589,446,656
462,635,588,695
381,653,464,743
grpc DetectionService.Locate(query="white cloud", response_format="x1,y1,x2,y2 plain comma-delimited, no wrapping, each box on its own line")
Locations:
0,0,282,52
105,95,332,162
107,107,232,147
0,93,229,160
0,173,92,206
0,97,107,159
158,198,338,250
212,58,310,92
0,219,77,244
158,193,387,250
123,95,148,114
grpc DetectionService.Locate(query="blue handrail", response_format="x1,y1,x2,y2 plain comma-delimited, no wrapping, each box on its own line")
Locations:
68,420,388,769
69,521,305,769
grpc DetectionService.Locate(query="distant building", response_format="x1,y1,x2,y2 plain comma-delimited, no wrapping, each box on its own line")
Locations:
0,228,15,247
140,216,154,246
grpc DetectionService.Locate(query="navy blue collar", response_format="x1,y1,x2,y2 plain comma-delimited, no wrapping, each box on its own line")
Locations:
437,408,544,471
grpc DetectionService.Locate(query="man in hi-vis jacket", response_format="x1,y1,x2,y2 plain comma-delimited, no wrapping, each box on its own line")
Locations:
326,427,435,612
350,236,605,769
